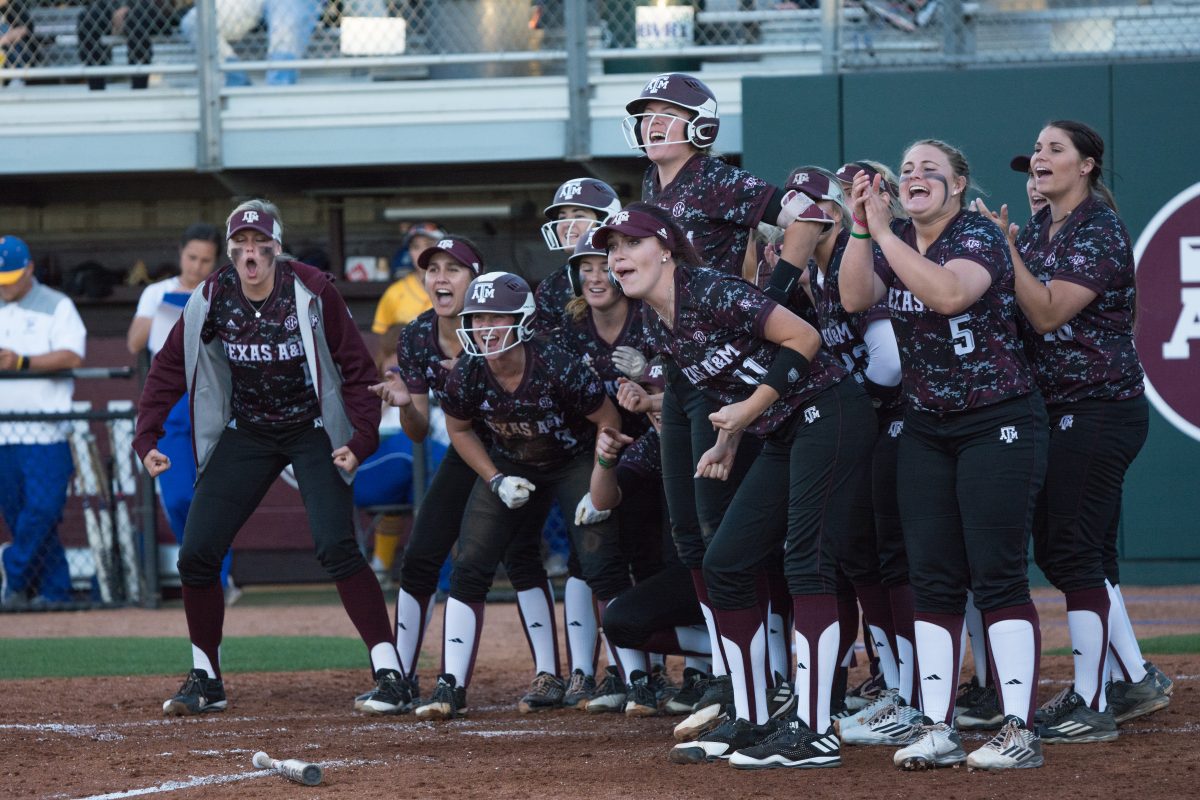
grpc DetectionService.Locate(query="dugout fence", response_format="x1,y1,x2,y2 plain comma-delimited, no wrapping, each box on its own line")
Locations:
0,367,159,612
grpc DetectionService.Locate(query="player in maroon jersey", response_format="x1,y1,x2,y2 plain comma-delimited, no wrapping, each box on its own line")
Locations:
413,271,629,721
596,204,876,769
841,140,1048,771
134,199,398,716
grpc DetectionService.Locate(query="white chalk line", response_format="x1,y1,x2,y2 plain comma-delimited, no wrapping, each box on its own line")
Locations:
59,758,381,800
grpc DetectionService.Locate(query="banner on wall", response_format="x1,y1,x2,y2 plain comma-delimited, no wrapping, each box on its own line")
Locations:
1134,181,1200,442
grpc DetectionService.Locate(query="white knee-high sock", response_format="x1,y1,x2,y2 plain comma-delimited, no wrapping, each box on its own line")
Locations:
1106,581,1147,683
675,625,713,656
517,585,559,676
369,641,402,675
442,598,483,687
914,613,963,725
395,588,430,679
768,607,789,682
564,577,597,675
986,614,1039,726
699,601,728,677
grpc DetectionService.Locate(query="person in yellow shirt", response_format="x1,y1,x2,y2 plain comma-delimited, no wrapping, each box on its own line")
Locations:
372,222,446,334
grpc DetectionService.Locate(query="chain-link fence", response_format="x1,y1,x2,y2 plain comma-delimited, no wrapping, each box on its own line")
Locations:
4,0,1199,88
0,370,157,612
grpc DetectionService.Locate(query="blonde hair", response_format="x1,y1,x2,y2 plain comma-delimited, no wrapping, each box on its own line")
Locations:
903,139,981,211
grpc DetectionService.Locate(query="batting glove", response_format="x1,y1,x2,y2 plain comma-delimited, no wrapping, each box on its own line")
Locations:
489,474,536,509
611,346,648,381
573,492,612,526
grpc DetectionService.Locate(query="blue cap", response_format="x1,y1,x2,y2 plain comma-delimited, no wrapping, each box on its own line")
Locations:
0,236,32,285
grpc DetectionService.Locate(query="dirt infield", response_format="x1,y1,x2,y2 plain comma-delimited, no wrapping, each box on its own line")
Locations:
2,587,1197,800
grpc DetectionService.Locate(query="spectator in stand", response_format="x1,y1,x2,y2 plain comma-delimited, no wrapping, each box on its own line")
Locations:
180,0,320,86
0,236,87,608
0,0,38,86
126,223,242,603
372,222,446,335
78,0,178,91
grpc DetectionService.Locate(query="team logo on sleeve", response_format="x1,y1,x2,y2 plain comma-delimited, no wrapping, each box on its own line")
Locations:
888,420,904,438
692,330,706,344
999,425,1018,444
1059,415,1074,431
1135,181,1200,442
804,406,820,424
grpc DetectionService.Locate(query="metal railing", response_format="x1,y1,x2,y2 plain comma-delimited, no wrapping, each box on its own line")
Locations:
0,367,158,611
5,0,1198,88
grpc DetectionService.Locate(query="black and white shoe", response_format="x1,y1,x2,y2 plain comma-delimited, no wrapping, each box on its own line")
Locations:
563,669,596,709
414,673,468,721
650,663,678,706
673,674,732,741
586,666,627,713
1037,689,1117,744
356,669,414,715
1107,666,1172,724
163,669,227,716
955,684,1004,730
665,667,707,715
518,671,565,713
669,717,764,764
729,719,842,770
845,671,887,711
767,672,797,720
625,670,660,717
967,715,1044,770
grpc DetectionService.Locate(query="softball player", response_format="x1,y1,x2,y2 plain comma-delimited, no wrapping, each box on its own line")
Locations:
596,204,876,769
840,140,1048,771
623,75,827,733
978,120,1170,741
534,178,622,332
134,200,399,715
552,232,661,708
780,167,919,746
413,272,630,720
355,237,556,715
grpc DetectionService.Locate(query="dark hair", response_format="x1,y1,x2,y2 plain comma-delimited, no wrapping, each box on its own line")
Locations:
620,201,706,267
904,139,977,211
1045,119,1118,211
180,223,220,250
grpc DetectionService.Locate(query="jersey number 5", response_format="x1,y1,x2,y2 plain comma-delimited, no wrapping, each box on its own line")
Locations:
949,313,976,356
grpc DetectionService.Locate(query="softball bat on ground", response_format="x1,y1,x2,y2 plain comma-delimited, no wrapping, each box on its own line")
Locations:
252,751,324,786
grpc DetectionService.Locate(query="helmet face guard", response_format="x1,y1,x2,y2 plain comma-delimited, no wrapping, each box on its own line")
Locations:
541,179,622,251
567,230,619,297
540,216,605,252
457,271,536,357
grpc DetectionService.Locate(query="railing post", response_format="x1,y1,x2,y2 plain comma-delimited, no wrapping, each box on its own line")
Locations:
943,0,967,66
564,0,591,161
821,0,843,74
196,0,223,172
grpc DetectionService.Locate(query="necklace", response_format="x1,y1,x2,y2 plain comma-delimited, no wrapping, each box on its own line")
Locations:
247,295,267,318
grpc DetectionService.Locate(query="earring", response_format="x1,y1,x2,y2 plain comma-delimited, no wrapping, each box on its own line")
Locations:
661,254,669,263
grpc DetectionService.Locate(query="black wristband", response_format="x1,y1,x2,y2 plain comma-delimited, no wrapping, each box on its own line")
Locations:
764,258,804,305
762,348,811,396
488,473,505,494
17,355,30,371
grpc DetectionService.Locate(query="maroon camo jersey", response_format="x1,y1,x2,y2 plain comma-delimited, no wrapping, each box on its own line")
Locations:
641,265,847,437
643,153,774,276
440,336,607,468
201,262,319,425
808,229,900,412
875,211,1034,413
552,302,652,438
1015,197,1144,405
533,265,573,333
617,427,662,479
394,308,491,442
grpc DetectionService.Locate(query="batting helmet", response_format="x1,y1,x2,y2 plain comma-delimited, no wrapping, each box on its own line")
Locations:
622,73,720,151
457,271,537,357
540,178,622,251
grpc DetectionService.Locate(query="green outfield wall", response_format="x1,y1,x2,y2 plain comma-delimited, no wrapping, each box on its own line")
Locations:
742,62,1200,585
